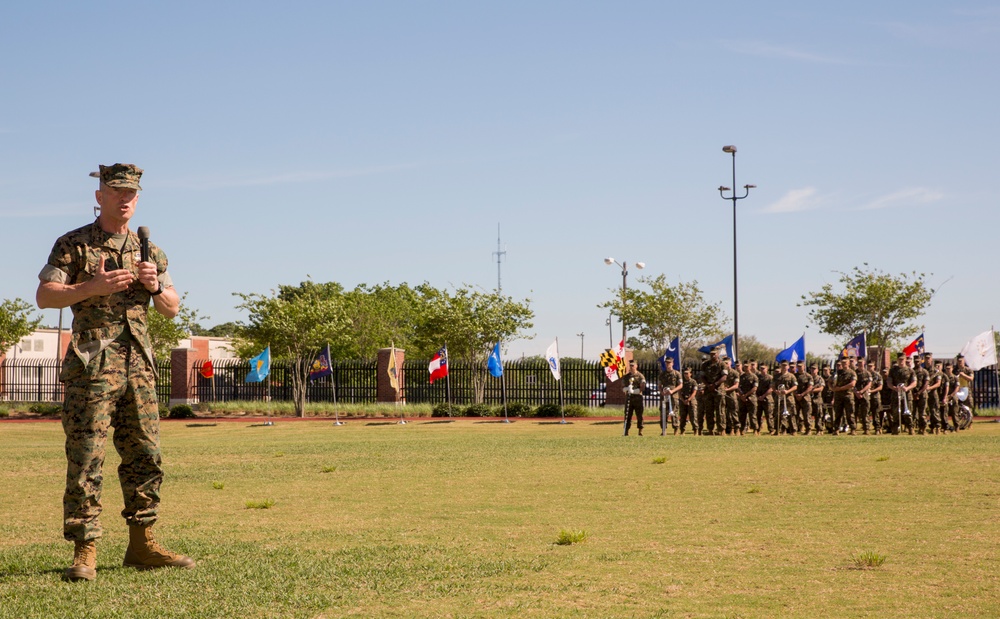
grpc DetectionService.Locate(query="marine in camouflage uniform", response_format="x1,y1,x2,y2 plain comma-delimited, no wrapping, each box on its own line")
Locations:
658,357,682,435
926,360,944,434
678,367,699,435
853,360,872,434
808,364,825,434
821,366,835,433
831,358,857,435
699,347,728,436
36,164,194,581
737,362,759,434
755,362,773,434
867,361,883,434
773,361,798,435
941,363,960,432
622,360,646,436
793,361,813,435
887,353,917,435
722,358,740,434
912,357,930,434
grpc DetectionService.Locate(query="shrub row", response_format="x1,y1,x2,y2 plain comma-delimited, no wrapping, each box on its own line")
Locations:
431,402,588,418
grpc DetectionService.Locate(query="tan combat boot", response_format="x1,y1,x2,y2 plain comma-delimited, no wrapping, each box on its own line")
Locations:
65,540,97,582
123,525,196,570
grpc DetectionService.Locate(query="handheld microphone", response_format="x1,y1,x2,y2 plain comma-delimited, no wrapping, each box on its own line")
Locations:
137,226,150,263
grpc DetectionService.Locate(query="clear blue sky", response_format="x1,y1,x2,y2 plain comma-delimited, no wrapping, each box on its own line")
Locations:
3,1,997,360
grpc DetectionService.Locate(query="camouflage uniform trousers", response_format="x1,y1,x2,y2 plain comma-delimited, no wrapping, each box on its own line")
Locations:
660,396,678,433
774,394,797,434
62,338,163,542
889,391,914,434
926,394,942,431
811,396,824,433
795,395,811,434
724,394,738,434
701,390,724,435
624,394,644,434
678,400,697,434
756,395,771,434
739,396,758,432
832,394,854,433
855,395,870,432
869,394,883,432
912,394,928,432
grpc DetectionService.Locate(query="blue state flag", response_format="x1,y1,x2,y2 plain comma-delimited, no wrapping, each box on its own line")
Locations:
775,335,806,363
658,336,681,372
309,344,333,380
838,332,867,360
699,334,734,361
245,347,271,383
487,342,503,378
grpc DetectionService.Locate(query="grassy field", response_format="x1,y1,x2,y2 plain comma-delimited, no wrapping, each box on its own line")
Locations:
1,417,997,619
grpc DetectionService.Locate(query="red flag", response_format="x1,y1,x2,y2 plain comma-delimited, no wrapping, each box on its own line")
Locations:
428,347,448,384
200,360,214,378
903,333,924,358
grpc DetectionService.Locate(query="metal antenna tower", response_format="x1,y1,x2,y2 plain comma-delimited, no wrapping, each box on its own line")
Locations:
492,223,507,292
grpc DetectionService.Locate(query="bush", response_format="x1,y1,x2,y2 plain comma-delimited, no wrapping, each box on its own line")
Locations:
463,403,494,418
28,403,61,415
563,404,588,418
505,402,534,418
169,404,196,419
158,403,170,418
535,403,561,418
432,403,460,417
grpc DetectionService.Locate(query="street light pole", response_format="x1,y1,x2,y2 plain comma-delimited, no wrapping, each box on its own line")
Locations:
718,145,755,364
604,257,644,349
577,332,584,360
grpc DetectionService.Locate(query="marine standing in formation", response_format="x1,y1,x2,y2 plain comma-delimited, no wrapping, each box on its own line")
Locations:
36,164,195,582
622,360,646,436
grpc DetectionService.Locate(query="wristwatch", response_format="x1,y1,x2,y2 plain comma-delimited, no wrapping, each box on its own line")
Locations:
150,283,164,296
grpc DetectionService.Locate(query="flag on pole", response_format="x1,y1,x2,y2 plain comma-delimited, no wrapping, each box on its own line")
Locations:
839,332,867,359
309,344,333,380
699,335,734,362
487,342,503,377
775,335,806,363
200,360,214,379
428,347,448,384
245,347,270,383
959,330,997,371
658,336,680,372
545,339,561,380
388,346,399,390
600,339,626,382
903,333,925,358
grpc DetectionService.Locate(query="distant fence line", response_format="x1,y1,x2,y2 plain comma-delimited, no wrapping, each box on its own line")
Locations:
3,357,999,409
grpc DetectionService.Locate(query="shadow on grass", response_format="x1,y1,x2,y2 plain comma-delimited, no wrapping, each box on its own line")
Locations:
185,423,218,428
247,423,277,428
365,422,398,426
537,421,574,425
591,421,623,426
473,420,516,424
420,420,456,425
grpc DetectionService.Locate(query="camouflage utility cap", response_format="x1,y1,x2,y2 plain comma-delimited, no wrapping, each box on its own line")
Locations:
91,163,143,190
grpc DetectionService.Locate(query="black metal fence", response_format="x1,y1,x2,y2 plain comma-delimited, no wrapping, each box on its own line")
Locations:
4,356,999,410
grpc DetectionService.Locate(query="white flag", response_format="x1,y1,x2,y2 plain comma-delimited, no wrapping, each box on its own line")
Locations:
545,339,561,380
959,330,997,371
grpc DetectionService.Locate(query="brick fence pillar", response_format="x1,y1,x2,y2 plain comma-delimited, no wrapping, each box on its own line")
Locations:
604,349,634,408
376,348,405,403
169,347,198,408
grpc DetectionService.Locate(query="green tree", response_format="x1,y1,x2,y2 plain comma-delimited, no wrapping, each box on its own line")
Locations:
0,298,42,357
600,274,727,355
414,286,534,402
799,264,935,351
192,321,239,338
343,282,428,360
232,283,350,416
147,293,207,361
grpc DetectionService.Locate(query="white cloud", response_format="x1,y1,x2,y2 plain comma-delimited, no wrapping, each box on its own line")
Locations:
858,188,943,211
723,41,852,65
761,187,821,214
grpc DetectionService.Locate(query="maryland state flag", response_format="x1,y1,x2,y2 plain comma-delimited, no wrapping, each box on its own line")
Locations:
310,344,333,380
600,339,626,382
199,360,214,379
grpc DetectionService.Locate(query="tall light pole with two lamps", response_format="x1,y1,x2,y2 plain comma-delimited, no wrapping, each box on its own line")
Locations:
604,257,644,350
718,145,755,364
